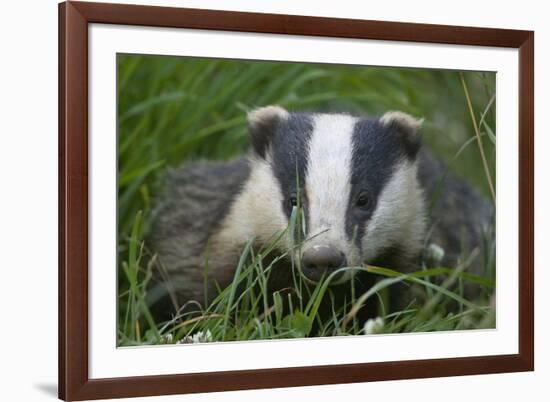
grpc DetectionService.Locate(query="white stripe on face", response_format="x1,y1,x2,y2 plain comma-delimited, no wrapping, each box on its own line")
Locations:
362,160,426,262
305,114,357,253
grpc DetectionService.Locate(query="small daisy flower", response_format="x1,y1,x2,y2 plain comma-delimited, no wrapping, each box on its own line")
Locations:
179,329,213,344
159,333,174,344
427,243,445,264
363,317,385,335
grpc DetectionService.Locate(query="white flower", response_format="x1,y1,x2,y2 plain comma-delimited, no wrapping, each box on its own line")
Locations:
427,243,445,263
179,329,213,344
159,333,174,344
363,317,385,335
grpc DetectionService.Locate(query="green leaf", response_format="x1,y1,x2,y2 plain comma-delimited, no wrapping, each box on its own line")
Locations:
482,120,496,144
118,160,165,187
291,311,312,337
119,91,191,122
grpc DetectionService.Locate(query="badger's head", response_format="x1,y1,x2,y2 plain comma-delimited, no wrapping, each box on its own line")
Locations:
245,106,426,283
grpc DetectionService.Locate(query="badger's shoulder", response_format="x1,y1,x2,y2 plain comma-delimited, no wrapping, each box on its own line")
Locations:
149,157,251,245
417,148,493,272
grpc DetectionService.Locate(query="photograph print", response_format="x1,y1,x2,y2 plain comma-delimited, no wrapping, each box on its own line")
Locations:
117,54,496,347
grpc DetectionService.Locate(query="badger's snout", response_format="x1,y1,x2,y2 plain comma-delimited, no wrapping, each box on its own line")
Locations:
301,245,346,282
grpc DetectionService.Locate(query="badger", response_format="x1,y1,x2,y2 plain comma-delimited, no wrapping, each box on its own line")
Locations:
148,106,493,322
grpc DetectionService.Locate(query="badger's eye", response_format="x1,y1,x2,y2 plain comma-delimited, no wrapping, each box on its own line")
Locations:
355,192,372,210
289,195,298,208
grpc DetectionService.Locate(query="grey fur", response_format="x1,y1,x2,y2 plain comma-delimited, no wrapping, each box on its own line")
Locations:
148,158,251,311
418,148,494,283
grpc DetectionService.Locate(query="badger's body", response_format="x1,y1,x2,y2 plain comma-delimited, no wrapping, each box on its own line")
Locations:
149,107,493,319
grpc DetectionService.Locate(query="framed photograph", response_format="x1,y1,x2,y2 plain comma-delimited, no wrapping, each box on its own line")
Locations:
59,1,534,400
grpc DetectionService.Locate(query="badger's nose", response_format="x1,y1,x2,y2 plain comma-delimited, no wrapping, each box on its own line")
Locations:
301,245,346,281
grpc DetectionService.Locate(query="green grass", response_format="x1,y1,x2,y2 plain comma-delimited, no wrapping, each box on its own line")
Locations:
119,204,495,346
117,54,496,346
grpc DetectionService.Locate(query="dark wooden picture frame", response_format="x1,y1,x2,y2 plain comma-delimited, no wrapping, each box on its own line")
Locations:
59,1,534,400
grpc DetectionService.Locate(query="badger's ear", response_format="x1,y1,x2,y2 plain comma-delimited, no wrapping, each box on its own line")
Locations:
380,111,424,159
248,105,288,158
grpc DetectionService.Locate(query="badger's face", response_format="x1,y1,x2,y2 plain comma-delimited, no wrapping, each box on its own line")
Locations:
247,106,426,283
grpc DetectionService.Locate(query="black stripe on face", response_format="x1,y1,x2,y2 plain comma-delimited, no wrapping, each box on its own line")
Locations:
269,113,314,219
346,118,419,248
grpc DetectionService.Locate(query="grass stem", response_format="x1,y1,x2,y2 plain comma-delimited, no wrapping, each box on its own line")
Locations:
460,72,496,203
